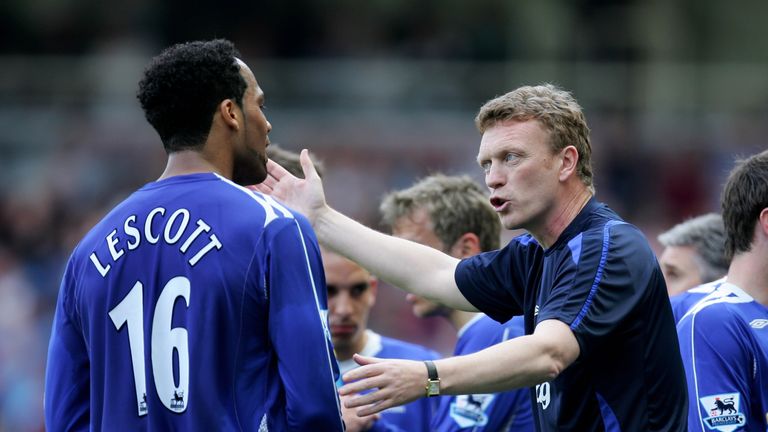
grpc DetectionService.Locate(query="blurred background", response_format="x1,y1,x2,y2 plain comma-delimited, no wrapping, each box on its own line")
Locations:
2,1,768,429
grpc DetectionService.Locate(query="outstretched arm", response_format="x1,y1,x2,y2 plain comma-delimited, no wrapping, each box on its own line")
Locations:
254,150,477,311
338,319,579,417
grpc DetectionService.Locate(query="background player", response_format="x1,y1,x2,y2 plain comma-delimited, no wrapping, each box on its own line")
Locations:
323,248,439,432
44,40,344,431
676,150,768,431
380,173,534,431
658,213,729,296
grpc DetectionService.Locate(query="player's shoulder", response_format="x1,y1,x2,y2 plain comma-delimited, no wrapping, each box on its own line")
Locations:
679,285,755,332
379,335,440,360
671,278,728,316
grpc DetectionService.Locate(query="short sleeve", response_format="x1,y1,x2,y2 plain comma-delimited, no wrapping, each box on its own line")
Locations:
536,222,659,355
455,235,537,323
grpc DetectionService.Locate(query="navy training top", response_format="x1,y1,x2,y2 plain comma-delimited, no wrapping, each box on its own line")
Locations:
455,198,687,432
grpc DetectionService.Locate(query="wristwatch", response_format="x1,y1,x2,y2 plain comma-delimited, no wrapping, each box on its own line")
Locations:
424,360,440,397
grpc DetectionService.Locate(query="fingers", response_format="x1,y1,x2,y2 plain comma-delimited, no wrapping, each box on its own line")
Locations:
342,362,383,384
355,401,391,418
299,149,319,179
352,353,382,366
251,184,272,194
343,391,394,417
338,375,381,396
265,158,292,180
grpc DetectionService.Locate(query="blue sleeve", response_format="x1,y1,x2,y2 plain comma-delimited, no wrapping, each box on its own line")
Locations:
669,293,690,323
267,217,344,431
455,235,536,322
45,257,91,431
677,305,758,432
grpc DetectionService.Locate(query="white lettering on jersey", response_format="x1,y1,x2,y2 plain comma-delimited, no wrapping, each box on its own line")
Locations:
89,206,223,277
536,382,551,410
124,215,141,250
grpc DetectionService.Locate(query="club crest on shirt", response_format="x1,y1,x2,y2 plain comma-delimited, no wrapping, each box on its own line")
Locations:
699,392,746,432
449,393,494,427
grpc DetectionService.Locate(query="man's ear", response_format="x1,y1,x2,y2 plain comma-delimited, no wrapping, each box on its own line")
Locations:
218,99,240,130
449,232,481,259
559,145,579,182
759,207,768,236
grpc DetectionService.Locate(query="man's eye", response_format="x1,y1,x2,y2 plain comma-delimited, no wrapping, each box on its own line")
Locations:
480,162,491,173
504,153,518,163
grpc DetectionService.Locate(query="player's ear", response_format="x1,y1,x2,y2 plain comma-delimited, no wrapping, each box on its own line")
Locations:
558,145,579,182
449,233,481,259
758,207,768,236
218,99,240,131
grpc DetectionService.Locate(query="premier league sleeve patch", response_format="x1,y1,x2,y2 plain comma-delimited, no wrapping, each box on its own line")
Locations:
698,393,746,431
449,394,494,427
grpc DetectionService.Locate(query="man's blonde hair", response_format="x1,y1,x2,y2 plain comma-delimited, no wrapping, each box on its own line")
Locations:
475,83,594,193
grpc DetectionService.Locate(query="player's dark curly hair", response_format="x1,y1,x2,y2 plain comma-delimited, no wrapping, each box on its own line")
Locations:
137,39,247,152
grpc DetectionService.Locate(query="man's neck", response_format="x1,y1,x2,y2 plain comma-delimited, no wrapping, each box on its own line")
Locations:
159,149,224,180
335,331,369,362
727,250,768,306
533,187,593,249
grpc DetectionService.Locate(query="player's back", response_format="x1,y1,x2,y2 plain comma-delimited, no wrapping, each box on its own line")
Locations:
45,173,342,431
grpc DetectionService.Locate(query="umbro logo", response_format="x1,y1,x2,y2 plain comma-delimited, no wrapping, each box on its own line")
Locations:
534,305,539,316
749,319,768,329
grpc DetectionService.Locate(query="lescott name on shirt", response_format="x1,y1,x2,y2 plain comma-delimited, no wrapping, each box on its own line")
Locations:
89,206,222,277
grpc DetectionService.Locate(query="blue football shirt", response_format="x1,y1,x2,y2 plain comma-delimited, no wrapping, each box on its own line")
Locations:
431,314,534,432
45,173,344,431
455,198,688,431
676,282,768,432
670,277,727,323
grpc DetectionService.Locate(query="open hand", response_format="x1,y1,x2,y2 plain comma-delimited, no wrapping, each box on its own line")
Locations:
338,354,427,417
252,149,328,224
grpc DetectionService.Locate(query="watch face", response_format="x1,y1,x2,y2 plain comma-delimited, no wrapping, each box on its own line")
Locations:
427,380,440,396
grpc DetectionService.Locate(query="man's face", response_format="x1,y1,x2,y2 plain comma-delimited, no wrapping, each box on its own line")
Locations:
477,119,562,233
659,245,703,296
231,59,271,185
323,251,377,358
392,208,452,318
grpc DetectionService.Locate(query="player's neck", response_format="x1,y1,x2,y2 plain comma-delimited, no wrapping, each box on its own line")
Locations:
534,186,592,249
159,150,224,180
336,331,369,361
448,310,479,331
727,250,768,306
